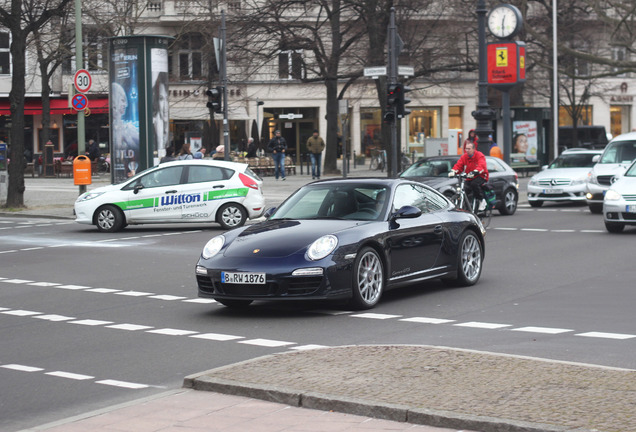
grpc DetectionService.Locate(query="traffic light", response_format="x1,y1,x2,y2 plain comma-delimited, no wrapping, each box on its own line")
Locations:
383,110,395,123
386,84,399,110
206,86,223,113
396,83,412,118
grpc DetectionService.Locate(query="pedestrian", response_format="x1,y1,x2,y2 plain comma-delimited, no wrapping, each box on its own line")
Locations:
246,137,257,158
177,142,193,160
86,139,100,161
193,147,206,159
306,129,325,179
160,146,176,163
213,144,225,160
488,135,503,160
268,129,287,180
460,129,478,154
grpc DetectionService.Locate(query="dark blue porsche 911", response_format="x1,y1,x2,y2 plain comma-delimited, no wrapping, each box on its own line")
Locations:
195,178,486,310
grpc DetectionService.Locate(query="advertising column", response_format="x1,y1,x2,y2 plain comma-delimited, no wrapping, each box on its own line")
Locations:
109,36,173,184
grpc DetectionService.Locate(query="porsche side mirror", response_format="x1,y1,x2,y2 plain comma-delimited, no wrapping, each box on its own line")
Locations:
263,207,277,219
391,205,421,220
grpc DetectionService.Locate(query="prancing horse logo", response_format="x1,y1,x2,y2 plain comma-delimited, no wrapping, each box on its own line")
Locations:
253,249,260,254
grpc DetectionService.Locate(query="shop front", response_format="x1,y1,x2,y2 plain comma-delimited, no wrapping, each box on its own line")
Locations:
262,107,318,162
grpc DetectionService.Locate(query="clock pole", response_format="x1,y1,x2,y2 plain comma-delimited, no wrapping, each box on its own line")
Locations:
473,0,496,155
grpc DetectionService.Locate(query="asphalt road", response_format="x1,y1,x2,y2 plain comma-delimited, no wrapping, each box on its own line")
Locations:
1,182,635,431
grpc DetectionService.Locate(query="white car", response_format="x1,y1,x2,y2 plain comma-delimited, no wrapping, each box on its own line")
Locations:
603,159,636,233
527,149,602,207
75,160,265,232
586,132,636,213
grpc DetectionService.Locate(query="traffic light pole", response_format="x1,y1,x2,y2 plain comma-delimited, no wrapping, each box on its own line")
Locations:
387,8,398,178
473,0,495,154
221,10,230,160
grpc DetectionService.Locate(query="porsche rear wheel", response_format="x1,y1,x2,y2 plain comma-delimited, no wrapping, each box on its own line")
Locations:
350,247,384,310
455,230,483,286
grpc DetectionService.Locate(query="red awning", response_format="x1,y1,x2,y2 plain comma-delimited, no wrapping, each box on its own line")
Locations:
0,98,109,116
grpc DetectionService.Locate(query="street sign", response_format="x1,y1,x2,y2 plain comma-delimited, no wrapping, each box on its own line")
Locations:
73,69,92,93
71,93,88,111
364,66,387,77
398,66,415,77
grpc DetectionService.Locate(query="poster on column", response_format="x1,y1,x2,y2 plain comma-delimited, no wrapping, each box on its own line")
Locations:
512,121,538,165
110,44,140,183
151,48,169,161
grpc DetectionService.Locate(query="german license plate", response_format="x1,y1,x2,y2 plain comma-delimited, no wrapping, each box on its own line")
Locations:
221,272,266,284
543,188,562,194
626,205,636,213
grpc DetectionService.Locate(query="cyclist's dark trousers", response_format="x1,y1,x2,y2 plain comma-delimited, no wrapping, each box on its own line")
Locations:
467,177,486,201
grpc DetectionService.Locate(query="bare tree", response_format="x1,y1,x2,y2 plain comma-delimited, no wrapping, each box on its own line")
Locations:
0,0,72,208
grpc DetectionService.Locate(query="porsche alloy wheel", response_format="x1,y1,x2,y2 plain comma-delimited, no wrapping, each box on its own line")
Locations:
457,231,482,285
217,203,247,230
350,247,384,310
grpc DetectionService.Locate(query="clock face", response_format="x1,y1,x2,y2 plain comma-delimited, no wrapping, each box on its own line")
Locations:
488,4,522,39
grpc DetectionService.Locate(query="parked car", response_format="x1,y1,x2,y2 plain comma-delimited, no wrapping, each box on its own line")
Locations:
527,149,602,207
399,155,519,215
586,131,636,213
74,160,265,232
603,159,636,233
195,178,486,310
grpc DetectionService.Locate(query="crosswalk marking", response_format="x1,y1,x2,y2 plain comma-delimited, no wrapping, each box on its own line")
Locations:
576,332,636,340
400,317,455,324
454,321,512,329
512,326,573,334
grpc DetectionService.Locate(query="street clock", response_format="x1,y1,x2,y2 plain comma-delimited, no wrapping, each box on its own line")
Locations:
487,4,523,39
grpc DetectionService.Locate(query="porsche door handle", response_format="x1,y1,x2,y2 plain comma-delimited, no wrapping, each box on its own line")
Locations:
434,225,443,235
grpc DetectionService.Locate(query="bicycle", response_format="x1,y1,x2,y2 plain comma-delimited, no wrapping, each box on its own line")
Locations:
449,171,492,228
96,156,110,174
369,149,386,172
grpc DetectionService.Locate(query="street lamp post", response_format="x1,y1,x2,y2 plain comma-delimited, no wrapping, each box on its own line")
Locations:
472,0,495,153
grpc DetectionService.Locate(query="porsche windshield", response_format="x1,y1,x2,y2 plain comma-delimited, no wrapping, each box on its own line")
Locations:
271,185,389,221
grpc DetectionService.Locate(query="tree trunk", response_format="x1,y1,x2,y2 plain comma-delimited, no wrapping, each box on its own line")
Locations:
5,30,27,208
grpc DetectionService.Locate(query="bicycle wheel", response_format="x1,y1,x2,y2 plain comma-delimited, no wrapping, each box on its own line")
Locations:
450,193,471,212
478,206,492,228
369,157,379,170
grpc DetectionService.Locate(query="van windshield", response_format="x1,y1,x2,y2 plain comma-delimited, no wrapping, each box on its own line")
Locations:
599,141,636,164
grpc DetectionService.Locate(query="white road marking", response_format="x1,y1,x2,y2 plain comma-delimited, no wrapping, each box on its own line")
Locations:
2,310,41,316
512,326,573,334
69,319,114,326
190,333,244,341
28,282,61,287
551,229,576,233
34,314,75,322
1,364,44,372
521,228,548,232
400,317,456,324
96,379,149,389
45,371,94,380
107,324,154,331
21,247,45,251
55,284,91,290
581,230,604,233
146,328,198,336
576,332,636,340
3,279,34,284
0,250,18,254
454,321,512,329
182,298,216,304
85,288,122,294
115,291,154,297
352,313,402,320
238,338,295,347
149,295,187,301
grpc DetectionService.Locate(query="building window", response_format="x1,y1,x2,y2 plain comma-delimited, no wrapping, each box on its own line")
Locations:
278,50,305,80
172,33,207,81
0,31,10,75
408,107,442,152
449,106,463,131
559,105,593,126
612,47,628,77
610,105,631,137
61,27,108,73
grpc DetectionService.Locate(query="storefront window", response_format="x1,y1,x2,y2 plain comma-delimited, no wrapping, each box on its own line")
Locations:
559,105,592,126
610,105,631,137
0,31,10,75
408,107,441,152
449,106,462,130
360,108,382,157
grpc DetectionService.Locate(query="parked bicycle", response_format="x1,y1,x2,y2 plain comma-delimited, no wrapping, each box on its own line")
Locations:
96,156,110,174
450,171,492,228
369,148,386,172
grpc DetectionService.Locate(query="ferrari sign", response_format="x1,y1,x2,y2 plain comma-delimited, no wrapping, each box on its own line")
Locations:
487,41,526,90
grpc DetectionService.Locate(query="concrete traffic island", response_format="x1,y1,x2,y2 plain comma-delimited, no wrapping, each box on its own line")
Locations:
185,345,635,432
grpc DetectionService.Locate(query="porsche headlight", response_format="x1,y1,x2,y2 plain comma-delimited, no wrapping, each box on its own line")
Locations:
202,235,225,259
76,191,105,202
604,189,622,201
307,235,338,261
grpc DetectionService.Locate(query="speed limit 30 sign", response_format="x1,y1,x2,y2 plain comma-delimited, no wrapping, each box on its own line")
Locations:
74,69,92,93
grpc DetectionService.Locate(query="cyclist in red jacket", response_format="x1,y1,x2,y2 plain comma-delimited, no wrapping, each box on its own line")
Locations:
449,141,489,211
